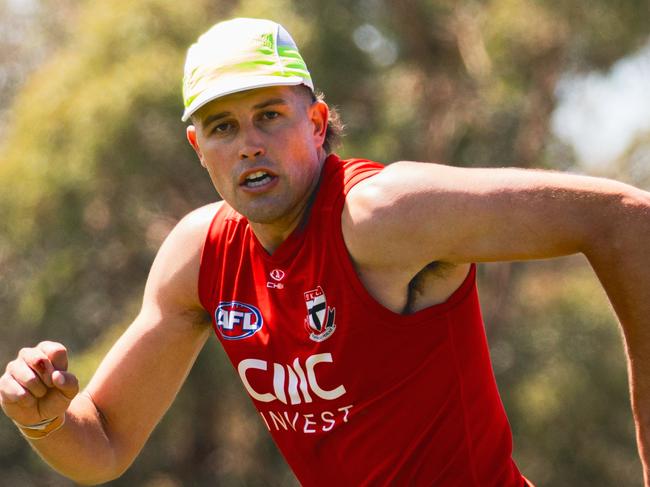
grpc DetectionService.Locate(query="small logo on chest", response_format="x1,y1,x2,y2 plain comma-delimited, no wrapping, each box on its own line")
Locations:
304,286,336,342
267,269,286,289
270,269,285,281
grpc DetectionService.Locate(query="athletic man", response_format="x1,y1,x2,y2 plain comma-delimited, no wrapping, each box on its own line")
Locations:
1,18,649,486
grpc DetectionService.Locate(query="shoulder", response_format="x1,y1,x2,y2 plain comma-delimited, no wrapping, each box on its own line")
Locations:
344,161,442,231
160,202,223,260
344,161,450,215
144,202,224,311
342,161,448,264
341,160,497,273
176,201,224,235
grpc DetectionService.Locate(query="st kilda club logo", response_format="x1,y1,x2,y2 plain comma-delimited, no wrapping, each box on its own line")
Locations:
304,286,336,342
215,301,263,340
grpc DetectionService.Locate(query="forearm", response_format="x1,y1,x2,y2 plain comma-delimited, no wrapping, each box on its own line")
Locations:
24,391,122,485
584,186,650,484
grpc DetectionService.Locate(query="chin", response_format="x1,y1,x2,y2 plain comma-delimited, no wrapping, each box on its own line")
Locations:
244,209,286,224
237,201,289,224
233,189,309,226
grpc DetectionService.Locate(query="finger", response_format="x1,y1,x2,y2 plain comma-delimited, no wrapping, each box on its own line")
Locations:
38,341,68,372
51,371,79,400
0,373,37,411
39,374,79,419
6,359,48,399
17,347,54,388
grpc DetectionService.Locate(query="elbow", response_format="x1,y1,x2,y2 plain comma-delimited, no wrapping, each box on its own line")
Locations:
583,185,650,260
620,184,650,212
67,463,130,486
61,441,133,486
73,477,117,486
613,187,650,244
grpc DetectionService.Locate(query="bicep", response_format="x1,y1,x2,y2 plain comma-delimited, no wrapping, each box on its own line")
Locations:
346,161,638,268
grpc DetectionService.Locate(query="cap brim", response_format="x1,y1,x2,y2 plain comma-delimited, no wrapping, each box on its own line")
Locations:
182,75,313,122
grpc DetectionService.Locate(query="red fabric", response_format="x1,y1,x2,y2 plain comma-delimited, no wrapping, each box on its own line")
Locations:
199,154,528,486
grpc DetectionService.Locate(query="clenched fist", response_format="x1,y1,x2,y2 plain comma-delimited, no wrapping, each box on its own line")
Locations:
0,341,79,437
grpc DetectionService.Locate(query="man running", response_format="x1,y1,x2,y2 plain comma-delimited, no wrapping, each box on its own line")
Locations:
1,18,649,486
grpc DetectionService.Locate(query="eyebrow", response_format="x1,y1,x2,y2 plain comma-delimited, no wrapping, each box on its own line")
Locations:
253,98,288,110
201,98,289,127
202,111,230,127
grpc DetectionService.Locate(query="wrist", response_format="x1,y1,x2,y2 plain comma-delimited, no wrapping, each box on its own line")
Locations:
13,414,65,440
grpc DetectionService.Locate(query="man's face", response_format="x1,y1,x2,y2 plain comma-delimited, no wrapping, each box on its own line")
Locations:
187,85,328,228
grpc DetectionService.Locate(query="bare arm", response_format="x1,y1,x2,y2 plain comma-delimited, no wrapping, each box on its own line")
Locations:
344,161,649,266
344,161,650,482
0,204,218,485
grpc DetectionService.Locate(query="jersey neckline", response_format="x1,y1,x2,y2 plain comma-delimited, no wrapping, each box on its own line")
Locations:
247,153,341,265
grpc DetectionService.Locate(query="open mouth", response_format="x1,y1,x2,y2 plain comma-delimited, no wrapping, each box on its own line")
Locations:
241,171,276,188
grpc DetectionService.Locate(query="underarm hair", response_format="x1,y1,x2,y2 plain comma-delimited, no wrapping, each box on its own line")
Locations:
182,306,212,327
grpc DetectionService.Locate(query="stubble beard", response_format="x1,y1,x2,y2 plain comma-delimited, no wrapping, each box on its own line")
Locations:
234,191,301,226
238,180,317,230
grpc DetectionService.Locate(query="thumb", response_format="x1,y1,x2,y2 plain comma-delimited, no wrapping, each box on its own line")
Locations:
38,371,79,420
51,370,79,400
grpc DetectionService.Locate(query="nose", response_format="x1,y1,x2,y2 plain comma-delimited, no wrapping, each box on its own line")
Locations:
238,131,266,160
239,147,264,159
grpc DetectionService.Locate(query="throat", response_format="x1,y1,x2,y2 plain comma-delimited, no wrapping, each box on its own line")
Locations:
250,188,319,255
253,229,291,255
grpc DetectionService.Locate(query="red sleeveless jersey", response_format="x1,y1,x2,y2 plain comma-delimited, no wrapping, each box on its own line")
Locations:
198,155,527,486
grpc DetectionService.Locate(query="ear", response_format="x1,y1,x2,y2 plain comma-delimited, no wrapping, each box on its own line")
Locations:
309,100,329,150
186,125,206,168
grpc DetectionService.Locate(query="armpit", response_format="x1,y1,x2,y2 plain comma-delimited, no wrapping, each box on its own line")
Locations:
403,262,470,314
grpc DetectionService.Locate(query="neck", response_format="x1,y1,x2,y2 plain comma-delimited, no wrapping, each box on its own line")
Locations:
250,215,305,254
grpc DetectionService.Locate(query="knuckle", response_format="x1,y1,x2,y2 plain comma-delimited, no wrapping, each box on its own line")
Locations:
17,347,32,359
5,359,19,375
40,341,67,357
22,375,42,390
38,340,56,351
39,341,68,364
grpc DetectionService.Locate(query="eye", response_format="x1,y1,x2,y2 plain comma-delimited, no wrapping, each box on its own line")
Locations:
262,110,280,120
211,121,234,135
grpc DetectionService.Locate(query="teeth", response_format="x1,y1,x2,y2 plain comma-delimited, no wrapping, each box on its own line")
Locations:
246,171,267,181
244,171,273,188
247,176,272,187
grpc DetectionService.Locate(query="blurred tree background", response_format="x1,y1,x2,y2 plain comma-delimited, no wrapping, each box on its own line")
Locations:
0,0,649,485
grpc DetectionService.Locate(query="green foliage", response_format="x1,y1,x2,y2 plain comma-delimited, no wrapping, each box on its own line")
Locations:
0,0,217,348
481,259,639,486
0,0,648,485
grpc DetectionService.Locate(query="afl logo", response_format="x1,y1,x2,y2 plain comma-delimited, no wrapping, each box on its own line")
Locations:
215,301,263,340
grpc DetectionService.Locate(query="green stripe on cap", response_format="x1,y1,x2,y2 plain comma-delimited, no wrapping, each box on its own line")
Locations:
181,18,314,121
